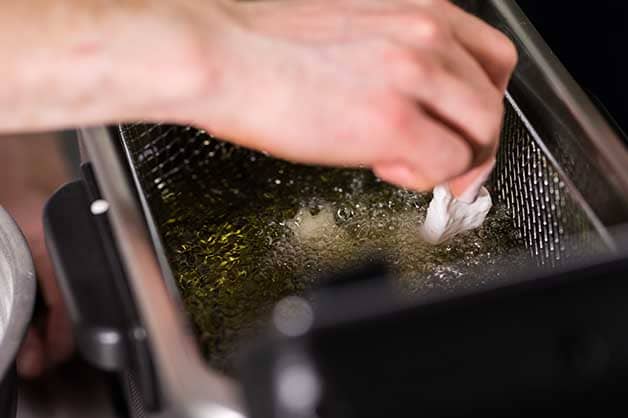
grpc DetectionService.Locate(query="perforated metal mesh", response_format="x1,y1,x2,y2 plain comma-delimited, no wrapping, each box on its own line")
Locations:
114,95,617,415
120,124,212,203
124,372,146,418
492,101,607,267
120,99,609,270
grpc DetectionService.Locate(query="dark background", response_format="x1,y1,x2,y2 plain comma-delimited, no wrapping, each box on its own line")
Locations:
517,1,628,140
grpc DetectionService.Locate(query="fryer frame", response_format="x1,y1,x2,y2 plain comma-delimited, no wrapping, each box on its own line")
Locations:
74,1,628,417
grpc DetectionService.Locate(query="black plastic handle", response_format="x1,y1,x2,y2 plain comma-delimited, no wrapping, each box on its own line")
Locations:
44,179,130,370
43,163,161,411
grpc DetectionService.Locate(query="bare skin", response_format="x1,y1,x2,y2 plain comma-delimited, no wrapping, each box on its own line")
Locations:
0,135,74,378
3,0,516,188
1,0,517,377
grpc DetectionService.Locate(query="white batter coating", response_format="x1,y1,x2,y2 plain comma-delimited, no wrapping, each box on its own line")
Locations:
420,184,493,245
286,205,348,246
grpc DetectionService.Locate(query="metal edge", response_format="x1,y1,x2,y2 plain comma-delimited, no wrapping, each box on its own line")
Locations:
0,208,36,378
504,91,617,252
79,127,246,418
76,1,628,415
114,126,189,317
489,0,628,195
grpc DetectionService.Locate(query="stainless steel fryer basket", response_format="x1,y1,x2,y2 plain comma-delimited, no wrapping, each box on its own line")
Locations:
114,7,628,277
62,1,628,417
117,93,622,273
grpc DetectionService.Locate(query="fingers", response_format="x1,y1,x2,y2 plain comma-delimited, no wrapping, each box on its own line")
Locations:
16,216,75,379
17,306,74,379
357,2,517,92
367,8,505,169
31,235,65,307
373,163,421,190
443,0,519,92
385,1,513,173
373,107,473,190
390,50,503,166
33,235,75,369
435,40,499,96
203,0,516,192
17,328,45,379
449,156,496,202
17,304,74,380
46,306,75,365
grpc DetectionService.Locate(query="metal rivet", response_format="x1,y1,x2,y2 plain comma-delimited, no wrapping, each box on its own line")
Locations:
90,199,110,215
97,331,120,345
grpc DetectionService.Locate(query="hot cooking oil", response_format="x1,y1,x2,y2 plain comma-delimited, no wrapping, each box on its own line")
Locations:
148,138,528,373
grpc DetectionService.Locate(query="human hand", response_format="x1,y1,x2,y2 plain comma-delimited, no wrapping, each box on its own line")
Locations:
0,135,74,379
152,0,517,191
13,194,75,379
3,0,515,193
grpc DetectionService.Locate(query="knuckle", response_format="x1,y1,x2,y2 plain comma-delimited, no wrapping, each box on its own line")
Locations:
372,95,415,139
462,84,504,148
414,14,446,43
387,46,435,87
410,56,437,85
382,44,412,67
494,32,519,71
385,101,416,135
477,97,504,145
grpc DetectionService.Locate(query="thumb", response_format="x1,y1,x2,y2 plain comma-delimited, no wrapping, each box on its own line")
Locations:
449,156,496,203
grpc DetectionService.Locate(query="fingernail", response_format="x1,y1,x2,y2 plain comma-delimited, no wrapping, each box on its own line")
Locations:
458,159,496,203
451,158,496,203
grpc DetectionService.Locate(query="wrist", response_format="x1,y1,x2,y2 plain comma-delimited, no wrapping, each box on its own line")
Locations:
2,0,239,131
120,0,243,124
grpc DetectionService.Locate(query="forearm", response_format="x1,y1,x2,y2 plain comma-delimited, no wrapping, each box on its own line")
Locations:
0,0,228,133
0,0,516,194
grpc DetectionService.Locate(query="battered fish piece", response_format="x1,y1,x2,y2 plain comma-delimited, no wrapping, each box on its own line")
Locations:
420,184,493,245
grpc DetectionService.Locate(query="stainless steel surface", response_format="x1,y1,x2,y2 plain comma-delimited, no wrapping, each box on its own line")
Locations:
0,207,36,379
76,0,628,417
493,1,628,194
494,93,613,266
80,128,245,418
480,1,628,229
118,93,622,273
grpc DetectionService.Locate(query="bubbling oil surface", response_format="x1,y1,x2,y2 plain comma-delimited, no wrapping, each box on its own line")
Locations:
154,140,528,372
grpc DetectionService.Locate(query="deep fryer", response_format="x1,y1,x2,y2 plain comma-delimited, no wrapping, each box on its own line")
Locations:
43,1,628,417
